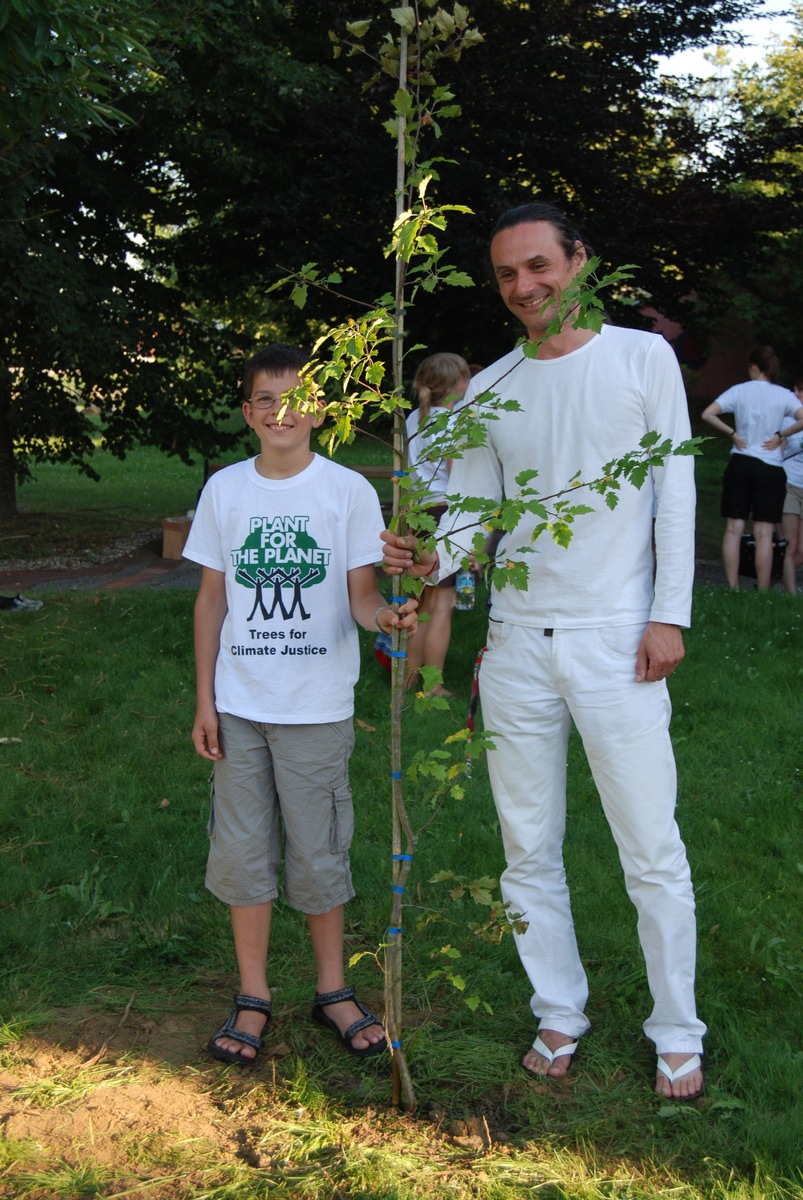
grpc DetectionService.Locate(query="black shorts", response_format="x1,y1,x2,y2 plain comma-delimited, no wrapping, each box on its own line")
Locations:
721,453,787,523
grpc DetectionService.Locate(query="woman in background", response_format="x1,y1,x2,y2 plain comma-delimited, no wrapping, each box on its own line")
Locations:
779,375,803,595
404,352,471,696
702,347,803,590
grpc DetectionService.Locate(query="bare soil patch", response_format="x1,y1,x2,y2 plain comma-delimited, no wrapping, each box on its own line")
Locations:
0,1000,465,1199
1,1004,239,1196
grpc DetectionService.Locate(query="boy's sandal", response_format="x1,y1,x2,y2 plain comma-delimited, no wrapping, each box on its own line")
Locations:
656,1053,704,1101
310,986,387,1058
207,993,273,1065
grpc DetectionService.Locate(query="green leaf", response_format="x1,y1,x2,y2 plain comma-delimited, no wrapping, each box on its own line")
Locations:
675,437,707,456
444,270,473,287
392,88,414,117
346,19,372,37
501,561,530,590
628,463,650,490
290,283,308,309
391,6,417,35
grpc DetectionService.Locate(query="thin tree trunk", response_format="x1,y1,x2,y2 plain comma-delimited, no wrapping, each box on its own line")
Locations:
0,361,18,520
384,25,418,1114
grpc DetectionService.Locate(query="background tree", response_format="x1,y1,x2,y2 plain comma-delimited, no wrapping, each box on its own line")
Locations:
675,7,803,373
144,0,766,366
127,0,399,344
0,1,236,521
5,0,801,521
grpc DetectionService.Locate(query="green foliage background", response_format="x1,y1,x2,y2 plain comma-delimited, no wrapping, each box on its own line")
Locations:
2,0,803,519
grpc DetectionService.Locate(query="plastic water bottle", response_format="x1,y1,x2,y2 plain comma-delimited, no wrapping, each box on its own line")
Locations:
455,569,475,611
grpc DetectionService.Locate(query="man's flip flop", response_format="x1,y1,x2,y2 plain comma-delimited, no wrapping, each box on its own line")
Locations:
656,1053,704,1101
522,1035,579,1078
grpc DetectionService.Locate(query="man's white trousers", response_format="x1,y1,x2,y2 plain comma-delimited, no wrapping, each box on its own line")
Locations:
479,620,706,1054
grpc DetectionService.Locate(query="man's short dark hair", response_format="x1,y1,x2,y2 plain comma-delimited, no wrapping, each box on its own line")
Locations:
242,344,309,398
490,202,589,263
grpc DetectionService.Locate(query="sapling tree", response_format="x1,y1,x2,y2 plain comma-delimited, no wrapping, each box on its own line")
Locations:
275,0,700,1111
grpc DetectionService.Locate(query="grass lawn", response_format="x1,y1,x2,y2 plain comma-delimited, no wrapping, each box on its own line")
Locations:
691,421,729,561
0,581,801,1199
5,419,727,566
3,427,396,564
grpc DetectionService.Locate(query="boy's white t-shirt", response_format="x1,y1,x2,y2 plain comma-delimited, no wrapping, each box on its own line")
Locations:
183,455,384,724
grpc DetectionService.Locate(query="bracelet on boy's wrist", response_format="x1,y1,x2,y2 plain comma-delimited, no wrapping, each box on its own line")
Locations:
373,604,390,633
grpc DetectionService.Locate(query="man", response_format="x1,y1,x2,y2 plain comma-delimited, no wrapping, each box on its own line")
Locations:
382,202,706,1100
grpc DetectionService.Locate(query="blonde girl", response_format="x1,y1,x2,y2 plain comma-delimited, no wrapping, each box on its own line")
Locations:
404,352,471,696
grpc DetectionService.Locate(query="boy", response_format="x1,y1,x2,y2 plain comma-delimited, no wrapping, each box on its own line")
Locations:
184,343,416,1064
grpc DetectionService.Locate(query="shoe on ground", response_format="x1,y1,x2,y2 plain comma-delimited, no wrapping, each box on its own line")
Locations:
0,594,44,611
207,993,272,1065
522,1034,579,1079
656,1053,704,1101
310,986,387,1057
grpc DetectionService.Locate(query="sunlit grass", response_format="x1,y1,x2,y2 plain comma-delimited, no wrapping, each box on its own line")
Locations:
12,1161,117,1199
12,1063,137,1109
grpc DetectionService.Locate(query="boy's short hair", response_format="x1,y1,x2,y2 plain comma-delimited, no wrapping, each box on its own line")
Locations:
242,344,309,399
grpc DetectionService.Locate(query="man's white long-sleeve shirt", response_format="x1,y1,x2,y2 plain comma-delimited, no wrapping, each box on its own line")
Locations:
435,325,695,629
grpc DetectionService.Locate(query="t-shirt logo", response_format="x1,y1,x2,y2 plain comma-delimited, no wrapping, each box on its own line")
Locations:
230,516,331,621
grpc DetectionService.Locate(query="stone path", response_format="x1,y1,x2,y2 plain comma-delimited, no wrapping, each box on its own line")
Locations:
0,535,201,597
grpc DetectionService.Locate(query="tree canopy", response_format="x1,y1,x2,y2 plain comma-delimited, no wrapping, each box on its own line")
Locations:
676,5,803,371
142,0,769,361
2,0,801,520
0,1,235,519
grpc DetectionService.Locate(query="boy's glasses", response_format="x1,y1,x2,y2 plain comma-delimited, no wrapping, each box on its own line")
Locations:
249,395,283,411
